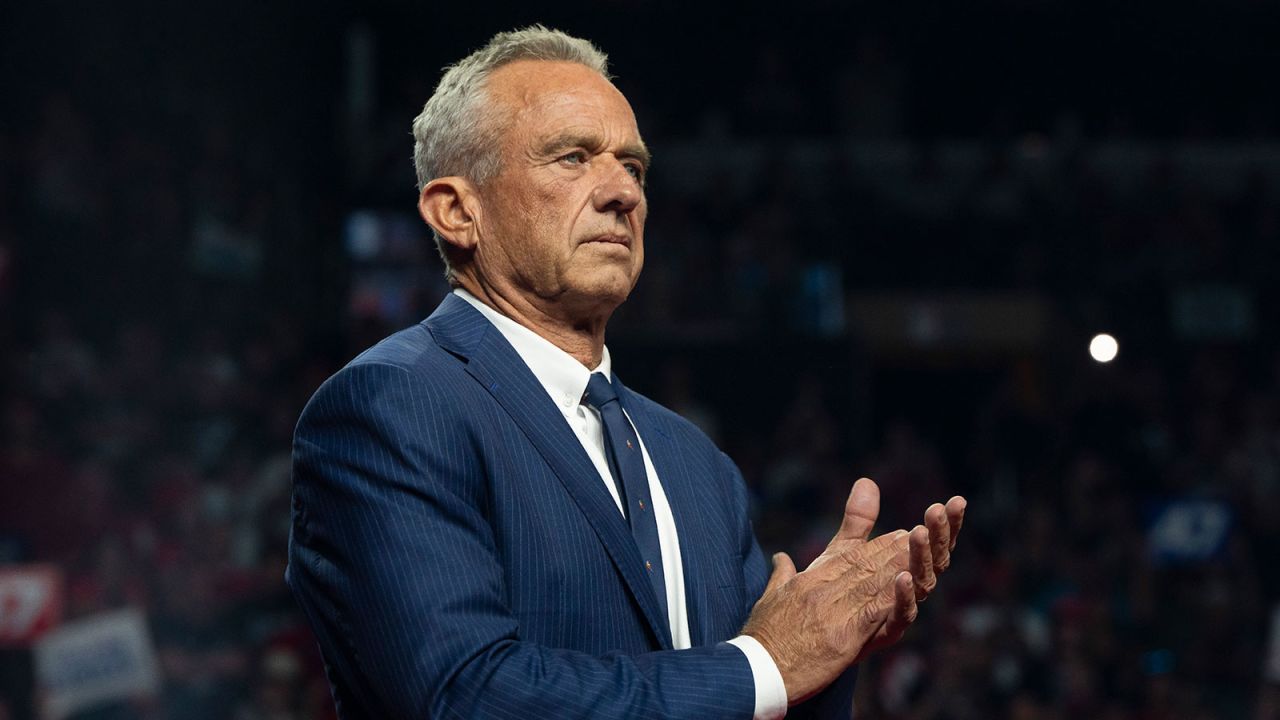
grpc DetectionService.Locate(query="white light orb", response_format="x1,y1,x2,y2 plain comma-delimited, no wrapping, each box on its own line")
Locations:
1089,333,1119,363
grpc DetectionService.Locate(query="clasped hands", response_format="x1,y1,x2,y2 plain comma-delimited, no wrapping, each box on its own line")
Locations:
741,477,967,705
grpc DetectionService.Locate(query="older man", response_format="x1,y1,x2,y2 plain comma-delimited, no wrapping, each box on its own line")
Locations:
287,26,966,719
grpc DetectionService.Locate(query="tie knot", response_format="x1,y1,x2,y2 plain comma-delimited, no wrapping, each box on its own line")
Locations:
582,373,619,409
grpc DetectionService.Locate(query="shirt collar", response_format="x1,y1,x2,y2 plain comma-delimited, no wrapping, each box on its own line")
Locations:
453,288,611,410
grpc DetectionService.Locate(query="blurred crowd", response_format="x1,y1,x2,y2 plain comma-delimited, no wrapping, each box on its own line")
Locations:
1,81,343,720
3,5,1280,719
738,341,1280,719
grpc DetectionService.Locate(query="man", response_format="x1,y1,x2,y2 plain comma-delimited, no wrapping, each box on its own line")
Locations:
287,26,966,719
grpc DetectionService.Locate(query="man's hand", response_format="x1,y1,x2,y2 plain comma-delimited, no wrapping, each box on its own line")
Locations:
740,478,967,705
854,494,967,662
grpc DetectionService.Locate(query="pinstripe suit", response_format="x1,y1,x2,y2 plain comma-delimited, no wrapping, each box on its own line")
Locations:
286,294,854,718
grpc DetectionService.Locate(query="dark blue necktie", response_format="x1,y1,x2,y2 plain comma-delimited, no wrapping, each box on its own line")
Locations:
583,373,668,622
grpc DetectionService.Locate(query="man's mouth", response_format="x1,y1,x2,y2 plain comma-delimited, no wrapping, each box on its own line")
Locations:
585,234,631,248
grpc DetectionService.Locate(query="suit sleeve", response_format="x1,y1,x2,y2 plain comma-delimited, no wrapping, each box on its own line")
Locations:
723,453,859,720
286,362,758,720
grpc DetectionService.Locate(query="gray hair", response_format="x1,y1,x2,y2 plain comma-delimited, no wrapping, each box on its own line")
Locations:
412,25,610,189
411,25,611,282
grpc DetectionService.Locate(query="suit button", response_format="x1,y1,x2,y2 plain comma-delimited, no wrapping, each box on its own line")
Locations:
638,499,645,511
626,439,634,449
645,560,653,571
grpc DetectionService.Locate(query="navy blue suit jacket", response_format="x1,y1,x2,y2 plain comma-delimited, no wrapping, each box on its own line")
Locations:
287,294,855,718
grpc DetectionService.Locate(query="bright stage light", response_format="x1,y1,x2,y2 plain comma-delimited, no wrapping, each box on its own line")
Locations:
1089,333,1118,363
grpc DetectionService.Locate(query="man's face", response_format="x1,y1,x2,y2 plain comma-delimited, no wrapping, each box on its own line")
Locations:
472,60,649,317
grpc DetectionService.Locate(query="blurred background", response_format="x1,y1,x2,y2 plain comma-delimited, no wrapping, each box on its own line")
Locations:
2,1,1279,718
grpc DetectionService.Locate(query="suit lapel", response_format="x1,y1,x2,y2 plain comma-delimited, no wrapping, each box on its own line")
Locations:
424,296,674,650
615,379,710,648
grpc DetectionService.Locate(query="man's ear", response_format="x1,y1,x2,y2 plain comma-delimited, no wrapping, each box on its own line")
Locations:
418,177,481,253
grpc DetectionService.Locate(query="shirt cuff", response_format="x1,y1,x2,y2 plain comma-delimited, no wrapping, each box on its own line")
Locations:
727,634,788,719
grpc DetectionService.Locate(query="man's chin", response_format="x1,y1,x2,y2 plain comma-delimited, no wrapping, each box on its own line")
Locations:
560,274,637,314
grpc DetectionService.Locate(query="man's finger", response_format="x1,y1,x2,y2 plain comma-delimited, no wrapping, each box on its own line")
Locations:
909,525,935,601
841,529,910,600
833,477,881,542
854,570,917,662
764,552,797,596
884,570,917,642
945,496,966,551
926,503,951,572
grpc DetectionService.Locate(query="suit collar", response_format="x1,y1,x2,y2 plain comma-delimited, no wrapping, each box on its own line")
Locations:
423,295,675,649
451,289,614,415
422,292,493,359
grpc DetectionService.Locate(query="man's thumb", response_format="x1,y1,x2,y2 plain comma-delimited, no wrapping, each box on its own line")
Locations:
764,552,797,594
834,477,881,542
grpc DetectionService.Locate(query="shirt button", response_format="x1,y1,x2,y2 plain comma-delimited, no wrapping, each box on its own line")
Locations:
562,395,572,408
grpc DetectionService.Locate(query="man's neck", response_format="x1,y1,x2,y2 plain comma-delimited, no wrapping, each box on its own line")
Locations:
455,280,609,369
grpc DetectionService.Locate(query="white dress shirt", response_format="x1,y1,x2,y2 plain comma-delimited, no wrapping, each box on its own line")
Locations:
455,289,787,719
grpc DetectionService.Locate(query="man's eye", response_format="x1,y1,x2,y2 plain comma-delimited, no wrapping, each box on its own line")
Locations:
560,151,587,165
625,164,645,182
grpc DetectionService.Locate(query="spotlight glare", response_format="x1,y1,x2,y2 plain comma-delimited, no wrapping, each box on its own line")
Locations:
1089,333,1119,363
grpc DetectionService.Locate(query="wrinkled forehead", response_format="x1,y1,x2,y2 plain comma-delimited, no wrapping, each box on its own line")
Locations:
484,59,639,133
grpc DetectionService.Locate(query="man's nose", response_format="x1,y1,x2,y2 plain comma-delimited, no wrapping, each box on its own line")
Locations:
590,158,642,214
